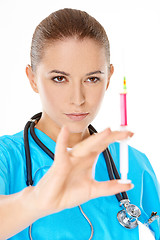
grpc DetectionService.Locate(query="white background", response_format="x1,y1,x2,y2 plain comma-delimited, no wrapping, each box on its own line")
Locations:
0,0,159,239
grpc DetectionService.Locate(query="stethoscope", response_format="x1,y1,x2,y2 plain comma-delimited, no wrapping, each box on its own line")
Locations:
24,112,141,236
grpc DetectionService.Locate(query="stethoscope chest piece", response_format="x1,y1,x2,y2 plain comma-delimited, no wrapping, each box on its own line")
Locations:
117,199,141,229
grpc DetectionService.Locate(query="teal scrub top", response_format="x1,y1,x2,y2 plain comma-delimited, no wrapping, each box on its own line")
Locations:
0,128,160,240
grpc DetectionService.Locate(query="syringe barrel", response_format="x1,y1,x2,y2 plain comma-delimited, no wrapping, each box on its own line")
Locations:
120,139,128,177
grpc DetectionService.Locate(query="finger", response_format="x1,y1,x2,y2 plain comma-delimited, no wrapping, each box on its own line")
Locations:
71,128,134,158
90,179,134,199
103,130,134,146
55,125,70,159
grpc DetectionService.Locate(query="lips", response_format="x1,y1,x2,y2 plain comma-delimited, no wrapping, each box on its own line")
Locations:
65,113,89,121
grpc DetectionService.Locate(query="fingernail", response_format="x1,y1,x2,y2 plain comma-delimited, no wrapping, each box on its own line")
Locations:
128,132,134,139
105,128,111,134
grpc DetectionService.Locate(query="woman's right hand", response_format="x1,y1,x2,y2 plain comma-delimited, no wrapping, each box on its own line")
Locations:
32,126,134,218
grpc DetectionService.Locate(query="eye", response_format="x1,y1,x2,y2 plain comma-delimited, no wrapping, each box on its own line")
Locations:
51,76,66,83
86,77,100,83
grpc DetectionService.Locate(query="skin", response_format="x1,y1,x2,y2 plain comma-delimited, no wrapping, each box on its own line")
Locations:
26,38,114,147
0,126,134,239
0,37,134,239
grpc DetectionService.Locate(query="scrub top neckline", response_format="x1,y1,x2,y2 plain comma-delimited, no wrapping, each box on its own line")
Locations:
34,127,73,152
34,127,57,154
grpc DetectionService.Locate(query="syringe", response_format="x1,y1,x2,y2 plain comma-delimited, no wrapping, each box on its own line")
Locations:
119,77,131,183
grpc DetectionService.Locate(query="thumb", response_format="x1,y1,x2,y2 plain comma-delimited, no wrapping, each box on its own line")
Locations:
91,179,134,199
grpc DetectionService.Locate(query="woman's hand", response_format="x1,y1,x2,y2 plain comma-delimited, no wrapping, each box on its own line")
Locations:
33,126,134,218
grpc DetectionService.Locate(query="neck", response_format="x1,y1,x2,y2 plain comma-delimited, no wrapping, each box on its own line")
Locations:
35,112,90,148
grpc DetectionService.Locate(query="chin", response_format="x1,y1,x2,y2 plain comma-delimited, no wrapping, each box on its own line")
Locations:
65,122,89,133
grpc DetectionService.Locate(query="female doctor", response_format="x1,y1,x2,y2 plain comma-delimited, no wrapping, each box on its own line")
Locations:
0,8,159,240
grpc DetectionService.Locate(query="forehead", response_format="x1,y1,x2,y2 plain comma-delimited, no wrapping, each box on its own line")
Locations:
39,38,108,72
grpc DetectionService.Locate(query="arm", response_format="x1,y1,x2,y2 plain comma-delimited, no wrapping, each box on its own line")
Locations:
0,186,39,240
0,127,134,239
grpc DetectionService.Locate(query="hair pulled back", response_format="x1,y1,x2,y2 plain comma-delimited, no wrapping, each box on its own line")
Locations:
31,8,110,72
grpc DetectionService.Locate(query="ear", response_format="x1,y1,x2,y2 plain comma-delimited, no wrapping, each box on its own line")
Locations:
106,64,114,90
25,65,39,93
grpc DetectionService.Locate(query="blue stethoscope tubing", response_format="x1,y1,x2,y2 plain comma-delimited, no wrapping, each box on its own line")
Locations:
24,112,141,229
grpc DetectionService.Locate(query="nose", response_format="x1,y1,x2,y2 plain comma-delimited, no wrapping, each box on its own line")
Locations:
70,82,85,106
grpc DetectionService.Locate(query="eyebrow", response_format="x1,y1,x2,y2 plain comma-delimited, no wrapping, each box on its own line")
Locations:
86,70,105,76
48,69,105,76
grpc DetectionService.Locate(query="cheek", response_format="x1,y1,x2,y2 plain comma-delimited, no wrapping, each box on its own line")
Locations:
88,84,106,108
38,81,64,110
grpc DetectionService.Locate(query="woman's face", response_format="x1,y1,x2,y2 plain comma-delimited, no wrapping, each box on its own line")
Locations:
29,38,113,133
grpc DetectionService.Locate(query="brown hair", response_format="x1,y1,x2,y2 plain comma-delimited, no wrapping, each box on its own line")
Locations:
30,8,110,72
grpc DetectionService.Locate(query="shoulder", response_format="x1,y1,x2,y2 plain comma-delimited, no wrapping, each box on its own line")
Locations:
0,130,24,147
0,131,26,194
109,141,146,156
109,141,153,172
0,130,24,158
108,142,159,195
